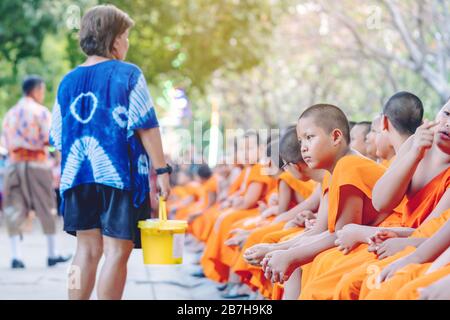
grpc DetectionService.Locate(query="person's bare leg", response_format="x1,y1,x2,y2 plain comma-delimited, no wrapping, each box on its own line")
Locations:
282,267,302,300
97,236,133,300
68,229,103,300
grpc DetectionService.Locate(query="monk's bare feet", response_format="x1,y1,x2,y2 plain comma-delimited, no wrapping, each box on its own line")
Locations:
225,232,250,247
244,244,275,266
262,249,297,284
335,223,369,254
283,219,299,230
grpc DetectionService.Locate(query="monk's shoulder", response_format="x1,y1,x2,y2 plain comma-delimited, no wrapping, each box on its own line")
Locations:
334,154,383,173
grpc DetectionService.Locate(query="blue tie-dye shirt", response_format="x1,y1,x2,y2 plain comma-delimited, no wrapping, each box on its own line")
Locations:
50,60,159,210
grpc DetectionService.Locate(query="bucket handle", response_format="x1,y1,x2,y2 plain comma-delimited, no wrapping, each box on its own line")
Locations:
159,197,168,222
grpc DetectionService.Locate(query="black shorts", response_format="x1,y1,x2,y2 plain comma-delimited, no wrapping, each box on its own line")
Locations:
63,183,151,248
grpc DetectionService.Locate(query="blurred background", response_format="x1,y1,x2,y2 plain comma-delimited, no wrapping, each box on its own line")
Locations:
1,1,449,142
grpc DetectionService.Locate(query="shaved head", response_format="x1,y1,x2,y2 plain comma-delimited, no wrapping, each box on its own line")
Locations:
383,91,424,135
299,104,351,144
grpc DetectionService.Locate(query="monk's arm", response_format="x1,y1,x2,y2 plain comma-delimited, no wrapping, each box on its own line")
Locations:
422,189,450,222
273,185,321,223
341,224,416,243
372,137,421,213
282,187,365,263
406,220,450,264
206,191,217,208
267,193,330,250
427,246,450,273
278,180,293,213
294,193,305,204
233,182,263,210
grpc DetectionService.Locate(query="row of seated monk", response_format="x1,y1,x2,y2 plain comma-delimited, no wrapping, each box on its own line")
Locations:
167,91,450,300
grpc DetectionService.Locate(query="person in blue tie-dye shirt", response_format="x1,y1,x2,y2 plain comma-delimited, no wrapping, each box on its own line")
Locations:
50,4,171,300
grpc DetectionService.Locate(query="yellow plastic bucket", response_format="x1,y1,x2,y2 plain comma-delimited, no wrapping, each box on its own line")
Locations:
138,198,187,265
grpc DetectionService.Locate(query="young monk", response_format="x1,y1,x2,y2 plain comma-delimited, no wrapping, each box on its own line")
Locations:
168,170,201,217
327,102,448,300
200,132,276,283
365,116,381,161
254,104,390,300
189,163,241,241
232,127,324,298
350,121,371,157
298,92,427,300
189,164,244,243
173,164,217,221
354,103,450,299
370,209,450,300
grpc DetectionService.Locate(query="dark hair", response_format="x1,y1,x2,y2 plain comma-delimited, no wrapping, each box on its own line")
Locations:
22,75,44,96
280,126,303,164
299,104,351,144
79,5,134,58
383,91,424,135
197,164,212,180
266,140,283,170
349,121,357,131
355,121,372,136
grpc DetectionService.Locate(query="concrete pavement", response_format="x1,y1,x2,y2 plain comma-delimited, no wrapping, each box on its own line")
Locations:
0,218,225,300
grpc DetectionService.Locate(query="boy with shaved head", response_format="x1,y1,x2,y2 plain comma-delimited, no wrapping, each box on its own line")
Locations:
260,103,390,299
350,121,371,157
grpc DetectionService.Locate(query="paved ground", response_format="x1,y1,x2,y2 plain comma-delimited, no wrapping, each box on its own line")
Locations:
0,218,224,300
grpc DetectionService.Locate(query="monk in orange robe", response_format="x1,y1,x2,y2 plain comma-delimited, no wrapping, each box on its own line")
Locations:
189,164,243,241
331,100,449,300
228,127,324,298
200,131,276,283
167,170,201,215
299,92,426,299
256,104,391,300
191,165,249,242
174,164,217,221
363,212,450,300
350,121,371,157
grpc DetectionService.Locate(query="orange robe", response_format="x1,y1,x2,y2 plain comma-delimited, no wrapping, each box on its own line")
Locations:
272,155,386,300
200,164,275,282
190,166,246,242
299,167,450,300
174,175,218,220
229,172,315,296
271,172,332,300
395,264,450,300
361,209,450,300
167,181,201,213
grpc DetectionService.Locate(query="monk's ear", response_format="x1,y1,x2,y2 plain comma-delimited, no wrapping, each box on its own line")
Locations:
381,115,389,131
331,128,344,146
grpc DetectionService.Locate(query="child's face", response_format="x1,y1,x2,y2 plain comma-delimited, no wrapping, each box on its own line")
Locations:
284,162,311,181
365,119,379,159
112,29,130,60
350,125,368,156
297,117,337,170
435,101,450,155
375,124,394,159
